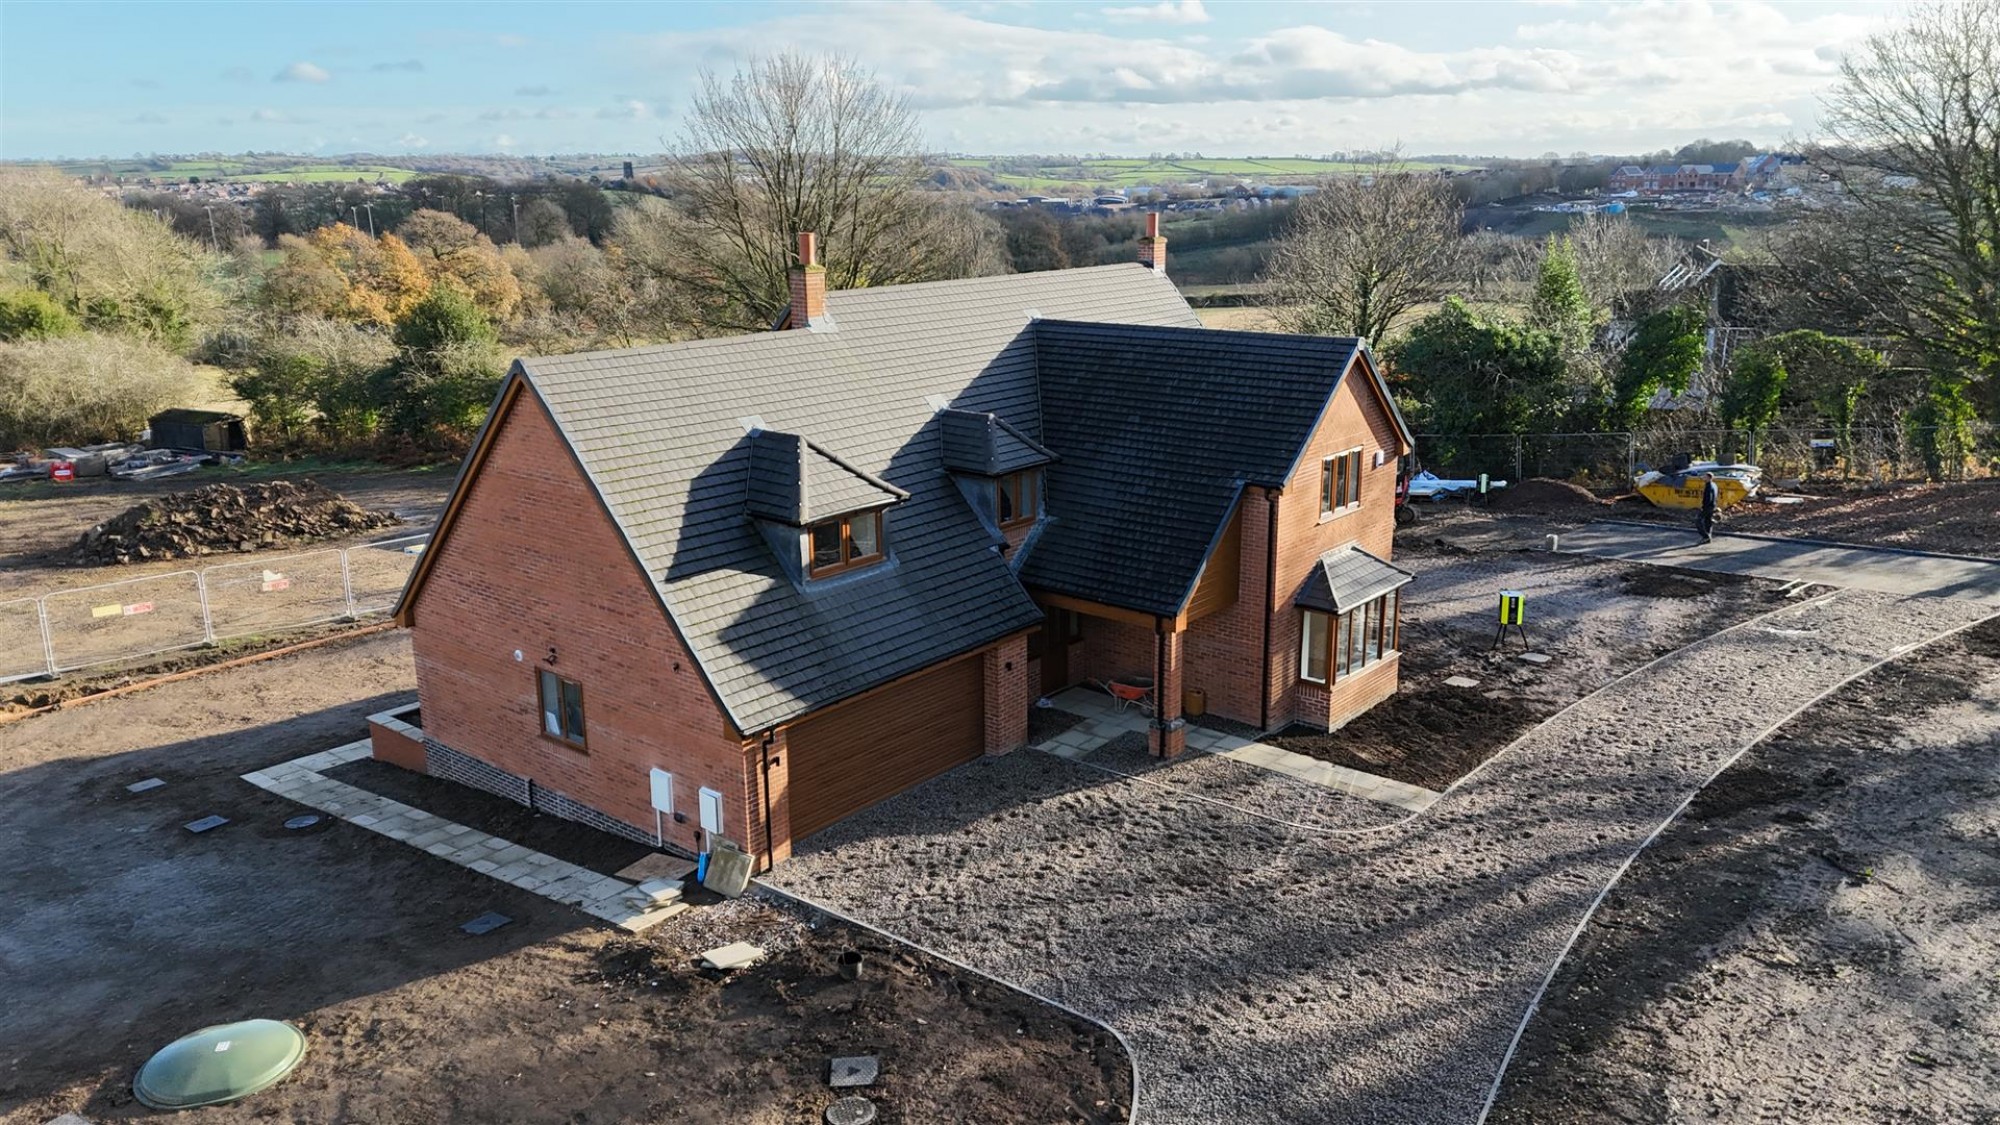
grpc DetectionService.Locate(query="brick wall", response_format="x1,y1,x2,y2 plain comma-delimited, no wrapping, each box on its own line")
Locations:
1068,613,1157,689
1182,489,1273,726
1294,652,1400,729
1266,356,1406,729
407,385,757,862
983,633,1029,754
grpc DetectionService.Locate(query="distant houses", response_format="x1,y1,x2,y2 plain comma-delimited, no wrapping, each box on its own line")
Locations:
1607,154,1803,197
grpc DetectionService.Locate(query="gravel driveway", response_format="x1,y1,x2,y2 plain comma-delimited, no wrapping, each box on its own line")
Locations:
766,589,1999,1124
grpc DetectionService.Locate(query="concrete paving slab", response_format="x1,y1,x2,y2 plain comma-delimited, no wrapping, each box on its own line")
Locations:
126,778,166,793
1559,522,2000,603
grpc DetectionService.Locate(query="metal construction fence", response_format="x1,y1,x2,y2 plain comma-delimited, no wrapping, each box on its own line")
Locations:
1,533,428,684
1415,424,1998,492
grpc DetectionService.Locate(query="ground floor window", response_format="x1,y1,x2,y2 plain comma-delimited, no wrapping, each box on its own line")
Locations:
538,669,586,748
1299,589,1401,684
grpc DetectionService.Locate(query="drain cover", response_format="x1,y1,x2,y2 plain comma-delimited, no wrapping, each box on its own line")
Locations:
184,816,229,834
825,1096,878,1125
127,778,166,793
460,911,512,935
133,1019,306,1109
829,1055,879,1088
283,815,322,830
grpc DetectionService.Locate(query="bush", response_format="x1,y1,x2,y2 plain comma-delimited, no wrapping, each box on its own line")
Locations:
0,334,198,449
378,285,504,445
0,287,80,341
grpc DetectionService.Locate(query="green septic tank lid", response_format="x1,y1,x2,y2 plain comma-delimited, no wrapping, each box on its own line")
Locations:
133,1019,307,1110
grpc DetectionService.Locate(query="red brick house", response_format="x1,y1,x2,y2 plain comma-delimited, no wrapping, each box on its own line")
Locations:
383,222,1414,868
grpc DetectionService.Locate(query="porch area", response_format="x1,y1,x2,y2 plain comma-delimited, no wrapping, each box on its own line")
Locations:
1029,686,1439,814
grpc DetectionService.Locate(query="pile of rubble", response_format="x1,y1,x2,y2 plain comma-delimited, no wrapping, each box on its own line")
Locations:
73,481,399,565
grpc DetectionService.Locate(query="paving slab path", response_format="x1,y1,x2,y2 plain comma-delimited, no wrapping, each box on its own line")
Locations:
1557,522,2000,603
767,589,1998,1124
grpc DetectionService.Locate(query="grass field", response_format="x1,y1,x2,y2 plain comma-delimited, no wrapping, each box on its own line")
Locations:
956,155,1474,192
48,158,415,184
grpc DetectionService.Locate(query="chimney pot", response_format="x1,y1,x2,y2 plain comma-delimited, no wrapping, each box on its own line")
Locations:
797,230,819,268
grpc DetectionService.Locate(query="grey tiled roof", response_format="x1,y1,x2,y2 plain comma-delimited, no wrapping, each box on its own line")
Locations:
746,429,907,525
515,264,1197,733
1294,545,1413,613
1021,322,1368,617
939,409,1056,476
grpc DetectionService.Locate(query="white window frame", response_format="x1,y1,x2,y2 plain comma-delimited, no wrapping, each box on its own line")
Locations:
1300,609,1330,684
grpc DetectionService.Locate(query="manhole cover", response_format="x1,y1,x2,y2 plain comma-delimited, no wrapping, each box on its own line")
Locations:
184,815,229,834
283,815,322,830
825,1096,877,1125
133,1019,307,1109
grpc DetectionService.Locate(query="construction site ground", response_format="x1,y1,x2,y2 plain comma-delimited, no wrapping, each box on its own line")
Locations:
0,631,1131,1125
0,465,454,597
1,482,1996,1122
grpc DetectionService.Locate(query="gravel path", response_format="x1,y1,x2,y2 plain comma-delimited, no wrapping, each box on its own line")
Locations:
767,589,1998,1124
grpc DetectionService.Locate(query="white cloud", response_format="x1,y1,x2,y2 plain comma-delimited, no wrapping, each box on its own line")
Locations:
515,83,556,96
494,133,518,149
370,59,425,73
274,61,331,83
1102,0,1209,24
399,133,429,148
597,98,651,119
624,0,1886,155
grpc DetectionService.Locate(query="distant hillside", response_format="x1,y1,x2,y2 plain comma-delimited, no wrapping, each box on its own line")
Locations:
949,155,1481,194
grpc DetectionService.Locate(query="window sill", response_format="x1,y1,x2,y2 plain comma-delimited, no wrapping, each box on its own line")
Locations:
1317,504,1361,524
539,732,589,754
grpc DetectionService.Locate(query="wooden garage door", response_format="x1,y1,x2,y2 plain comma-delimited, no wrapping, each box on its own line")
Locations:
786,655,985,839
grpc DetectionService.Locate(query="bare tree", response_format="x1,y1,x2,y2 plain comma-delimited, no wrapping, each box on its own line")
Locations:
621,53,998,333
1264,160,1466,346
1768,0,2000,405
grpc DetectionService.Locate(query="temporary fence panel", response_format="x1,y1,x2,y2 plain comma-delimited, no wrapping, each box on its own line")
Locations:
40,570,207,673
345,534,428,615
204,549,351,641
0,597,49,683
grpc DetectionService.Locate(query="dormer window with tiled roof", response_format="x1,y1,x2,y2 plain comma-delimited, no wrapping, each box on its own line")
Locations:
745,428,906,584
940,408,1055,542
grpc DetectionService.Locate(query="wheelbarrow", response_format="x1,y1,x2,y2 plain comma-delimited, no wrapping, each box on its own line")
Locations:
1093,675,1156,716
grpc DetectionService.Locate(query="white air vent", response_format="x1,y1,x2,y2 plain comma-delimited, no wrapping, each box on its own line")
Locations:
739,415,767,434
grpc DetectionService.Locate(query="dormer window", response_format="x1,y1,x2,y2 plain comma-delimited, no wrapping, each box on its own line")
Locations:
809,510,884,577
995,469,1040,528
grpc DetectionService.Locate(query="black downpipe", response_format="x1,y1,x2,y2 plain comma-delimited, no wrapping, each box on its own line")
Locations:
759,730,778,872
1258,491,1280,732
1153,615,1167,757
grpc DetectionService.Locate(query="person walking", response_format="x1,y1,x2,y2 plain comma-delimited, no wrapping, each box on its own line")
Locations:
1695,472,1720,543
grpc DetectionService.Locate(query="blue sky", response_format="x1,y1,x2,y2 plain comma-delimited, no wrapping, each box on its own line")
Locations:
0,0,1895,160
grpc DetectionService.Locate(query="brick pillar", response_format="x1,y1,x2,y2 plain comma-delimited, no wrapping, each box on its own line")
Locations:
1136,211,1167,276
983,635,1029,755
748,730,793,870
1150,625,1186,757
788,231,827,328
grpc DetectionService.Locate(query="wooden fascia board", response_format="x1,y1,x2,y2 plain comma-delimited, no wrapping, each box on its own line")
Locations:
1032,590,1164,631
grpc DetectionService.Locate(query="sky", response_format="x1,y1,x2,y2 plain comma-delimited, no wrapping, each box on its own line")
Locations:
0,0,1898,160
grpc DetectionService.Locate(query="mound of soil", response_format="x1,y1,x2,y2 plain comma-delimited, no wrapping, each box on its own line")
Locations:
71,480,398,565
1489,477,1612,517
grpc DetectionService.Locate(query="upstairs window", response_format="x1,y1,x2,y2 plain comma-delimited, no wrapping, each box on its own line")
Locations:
808,510,884,577
538,670,586,749
1319,449,1365,516
995,469,1040,528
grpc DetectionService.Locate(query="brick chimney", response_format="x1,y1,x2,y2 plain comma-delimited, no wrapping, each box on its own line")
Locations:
788,231,828,329
1136,212,1166,275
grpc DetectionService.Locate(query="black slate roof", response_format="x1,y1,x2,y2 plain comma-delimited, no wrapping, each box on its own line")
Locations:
1022,321,1367,617
1294,545,1413,613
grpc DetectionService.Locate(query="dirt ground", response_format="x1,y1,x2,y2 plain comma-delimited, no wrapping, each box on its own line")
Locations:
1493,617,2000,1124
1267,513,1789,790
0,631,1131,1125
0,465,453,597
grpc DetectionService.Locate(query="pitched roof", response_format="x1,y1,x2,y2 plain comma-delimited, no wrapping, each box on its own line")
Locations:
939,409,1056,476
505,264,1198,733
1022,322,1373,617
1294,545,1413,613
745,429,907,525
